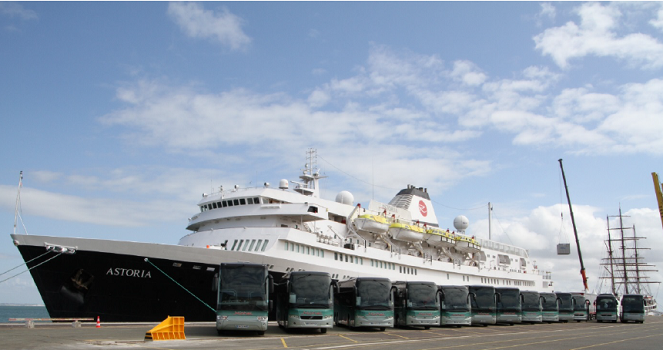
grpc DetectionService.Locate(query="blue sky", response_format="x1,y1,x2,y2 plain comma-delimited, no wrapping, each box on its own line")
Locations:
1,2,663,304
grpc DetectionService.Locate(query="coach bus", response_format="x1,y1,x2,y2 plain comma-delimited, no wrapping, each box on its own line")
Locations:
274,271,335,333
620,294,645,323
393,281,440,329
439,285,472,326
556,292,574,322
334,277,394,331
520,291,543,323
540,292,559,323
496,287,521,325
468,285,497,325
571,293,591,322
595,293,619,323
215,263,273,335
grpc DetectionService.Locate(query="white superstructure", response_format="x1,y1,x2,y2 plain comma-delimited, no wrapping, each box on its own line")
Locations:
179,149,554,291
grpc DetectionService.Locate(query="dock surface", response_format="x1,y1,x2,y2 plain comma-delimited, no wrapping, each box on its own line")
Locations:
2,317,663,350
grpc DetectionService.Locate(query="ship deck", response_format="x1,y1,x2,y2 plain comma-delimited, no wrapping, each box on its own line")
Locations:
1,317,662,349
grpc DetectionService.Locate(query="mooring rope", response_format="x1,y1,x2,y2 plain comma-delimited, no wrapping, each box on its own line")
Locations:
0,252,63,284
0,250,52,277
144,258,216,313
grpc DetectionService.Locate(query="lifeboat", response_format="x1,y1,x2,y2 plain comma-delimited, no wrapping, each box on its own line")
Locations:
353,214,390,241
454,235,481,253
424,228,455,248
388,222,425,243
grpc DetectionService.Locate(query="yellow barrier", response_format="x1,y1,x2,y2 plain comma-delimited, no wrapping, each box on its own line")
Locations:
144,316,185,341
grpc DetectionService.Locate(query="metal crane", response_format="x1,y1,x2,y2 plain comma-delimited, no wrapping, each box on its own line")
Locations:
652,172,663,231
558,159,589,292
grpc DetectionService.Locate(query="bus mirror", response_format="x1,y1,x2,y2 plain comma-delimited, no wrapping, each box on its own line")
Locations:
266,275,274,294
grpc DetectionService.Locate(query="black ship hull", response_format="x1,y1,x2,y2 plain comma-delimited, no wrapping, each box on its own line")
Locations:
12,234,285,322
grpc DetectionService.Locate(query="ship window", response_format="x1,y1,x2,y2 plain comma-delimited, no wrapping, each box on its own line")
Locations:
237,240,243,251
306,246,310,255
261,240,269,251
240,198,246,205
233,199,239,206
255,240,262,251
254,197,260,204
243,240,251,251
447,273,449,280
247,198,254,205
211,202,217,209
221,201,227,207
227,200,234,207
285,242,289,250
308,206,318,213
321,250,324,258
248,240,256,251
360,258,363,265
520,258,526,267
334,253,338,261
345,255,348,262
231,240,238,251
399,266,402,273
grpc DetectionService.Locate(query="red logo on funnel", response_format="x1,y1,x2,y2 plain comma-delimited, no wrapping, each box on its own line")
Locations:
419,200,427,217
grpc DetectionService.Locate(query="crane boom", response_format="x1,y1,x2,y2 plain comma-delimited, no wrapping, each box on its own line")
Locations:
558,159,589,292
653,172,663,231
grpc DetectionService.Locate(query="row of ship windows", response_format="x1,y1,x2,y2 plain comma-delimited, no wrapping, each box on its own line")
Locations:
228,239,270,252
481,277,534,287
285,242,325,258
200,197,266,212
281,242,530,286
334,252,419,276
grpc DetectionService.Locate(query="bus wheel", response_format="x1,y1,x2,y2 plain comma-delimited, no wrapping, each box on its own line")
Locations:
424,326,430,330
217,330,224,336
257,331,265,336
380,327,386,331
320,328,327,334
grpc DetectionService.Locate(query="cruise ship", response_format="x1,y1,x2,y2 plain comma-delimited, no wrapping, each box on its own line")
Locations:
11,150,554,321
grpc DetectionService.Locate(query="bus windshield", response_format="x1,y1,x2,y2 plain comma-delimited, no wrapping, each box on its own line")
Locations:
471,287,496,311
408,283,439,310
572,295,587,311
621,296,644,313
218,265,268,311
357,280,391,310
290,274,332,309
557,293,573,311
521,292,541,311
442,287,470,311
540,293,558,311
498,289,521,310
596,296,617,311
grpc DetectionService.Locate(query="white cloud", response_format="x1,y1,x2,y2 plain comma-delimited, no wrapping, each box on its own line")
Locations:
451,60,487,86
540,3,556,21
534,2,663,69
167,2,251,51
651,6,663,31
0,2,38,20
468,203,663,295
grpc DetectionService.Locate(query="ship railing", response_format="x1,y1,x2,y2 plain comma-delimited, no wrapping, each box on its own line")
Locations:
477,238,527,258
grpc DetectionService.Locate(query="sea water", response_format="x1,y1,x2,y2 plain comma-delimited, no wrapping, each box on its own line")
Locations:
0,305,49,323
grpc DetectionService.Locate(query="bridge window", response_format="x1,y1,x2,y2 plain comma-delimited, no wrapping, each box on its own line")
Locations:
261,240,269,251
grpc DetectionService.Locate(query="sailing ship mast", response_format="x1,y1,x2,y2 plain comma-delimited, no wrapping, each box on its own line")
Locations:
602,209,659,297
558,159,589,292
